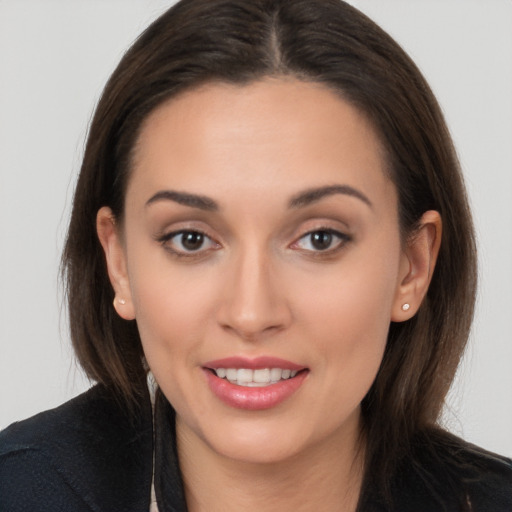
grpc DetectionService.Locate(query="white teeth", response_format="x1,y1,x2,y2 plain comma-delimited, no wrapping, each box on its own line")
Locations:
213,367,301,386
226,368,237,381
236,368,253,383
269,368,282,382
216,368,226,379
253,368,270,383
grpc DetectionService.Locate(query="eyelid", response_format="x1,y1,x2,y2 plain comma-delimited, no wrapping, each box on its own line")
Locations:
156,228,221,258
153,218,218,245
290,227,351,254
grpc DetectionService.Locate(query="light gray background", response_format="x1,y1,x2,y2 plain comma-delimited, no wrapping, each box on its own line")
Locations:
1,1,511,457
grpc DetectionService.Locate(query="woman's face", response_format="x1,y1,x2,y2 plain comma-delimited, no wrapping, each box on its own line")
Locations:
102,79,415,464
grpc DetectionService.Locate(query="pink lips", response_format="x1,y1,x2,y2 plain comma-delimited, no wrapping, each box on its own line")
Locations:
203,356,308,411
204,356,304,371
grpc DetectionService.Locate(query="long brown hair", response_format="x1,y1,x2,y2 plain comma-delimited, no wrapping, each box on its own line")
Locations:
62,0,477,500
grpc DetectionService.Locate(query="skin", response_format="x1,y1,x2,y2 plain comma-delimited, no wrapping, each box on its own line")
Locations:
97,78,441,512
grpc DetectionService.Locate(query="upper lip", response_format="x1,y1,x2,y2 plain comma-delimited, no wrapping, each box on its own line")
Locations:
203,356,306,371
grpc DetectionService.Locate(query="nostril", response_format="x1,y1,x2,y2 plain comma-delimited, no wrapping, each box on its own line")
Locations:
220,322,285,342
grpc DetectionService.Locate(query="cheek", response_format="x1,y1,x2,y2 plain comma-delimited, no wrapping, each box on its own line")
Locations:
128,264,218,417
301,275,391,377
294,283,391,428
297,243,401,340
126,250,219,362
136,286,209,339
292,236,401,391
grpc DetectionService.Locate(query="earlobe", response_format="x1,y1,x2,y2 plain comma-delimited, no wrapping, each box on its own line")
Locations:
391,210,442,322
96,206,136,320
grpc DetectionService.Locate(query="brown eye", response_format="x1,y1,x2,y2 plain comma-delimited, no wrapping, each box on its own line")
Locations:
181,231,205,251
294,229,350,253
310,231,333,251
159,229,219,256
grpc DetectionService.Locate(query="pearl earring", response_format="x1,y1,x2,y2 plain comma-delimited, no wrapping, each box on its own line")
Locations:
401,303,410,311
115,297,126,306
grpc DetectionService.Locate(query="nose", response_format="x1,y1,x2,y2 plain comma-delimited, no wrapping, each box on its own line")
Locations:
216,245,292,341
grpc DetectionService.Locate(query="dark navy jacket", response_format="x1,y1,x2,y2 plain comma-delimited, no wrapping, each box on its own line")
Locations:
1,385,511,511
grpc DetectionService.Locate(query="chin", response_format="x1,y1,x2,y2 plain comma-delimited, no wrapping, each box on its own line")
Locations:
205,426,311,465
175,405,312,465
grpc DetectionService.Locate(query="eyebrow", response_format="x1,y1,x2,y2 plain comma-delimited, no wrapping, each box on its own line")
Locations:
145,184,372,212
289,185,373,209
145,190,219,211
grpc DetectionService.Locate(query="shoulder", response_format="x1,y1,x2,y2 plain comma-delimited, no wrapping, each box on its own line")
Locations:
0,385,153,511
397,429,512,511
443,434,512,510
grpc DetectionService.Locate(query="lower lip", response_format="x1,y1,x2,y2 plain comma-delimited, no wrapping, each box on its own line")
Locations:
203,369,308,411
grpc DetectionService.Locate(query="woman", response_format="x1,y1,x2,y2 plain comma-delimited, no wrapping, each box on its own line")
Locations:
1,0,510,510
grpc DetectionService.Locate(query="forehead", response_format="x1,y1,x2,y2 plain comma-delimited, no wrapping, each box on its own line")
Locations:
129,78,393,208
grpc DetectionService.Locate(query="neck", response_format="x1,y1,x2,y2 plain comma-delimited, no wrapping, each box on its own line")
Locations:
176,413,365,512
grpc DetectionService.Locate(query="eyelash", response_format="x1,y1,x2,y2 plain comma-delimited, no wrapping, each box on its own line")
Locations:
291,228,351,255
157,229,220,258
157,227,351,259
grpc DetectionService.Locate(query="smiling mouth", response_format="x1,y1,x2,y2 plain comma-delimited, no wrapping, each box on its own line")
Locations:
208,368,305,387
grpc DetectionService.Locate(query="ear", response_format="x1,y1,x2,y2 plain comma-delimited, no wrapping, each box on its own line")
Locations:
391,210,442,322
96,206,136,320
